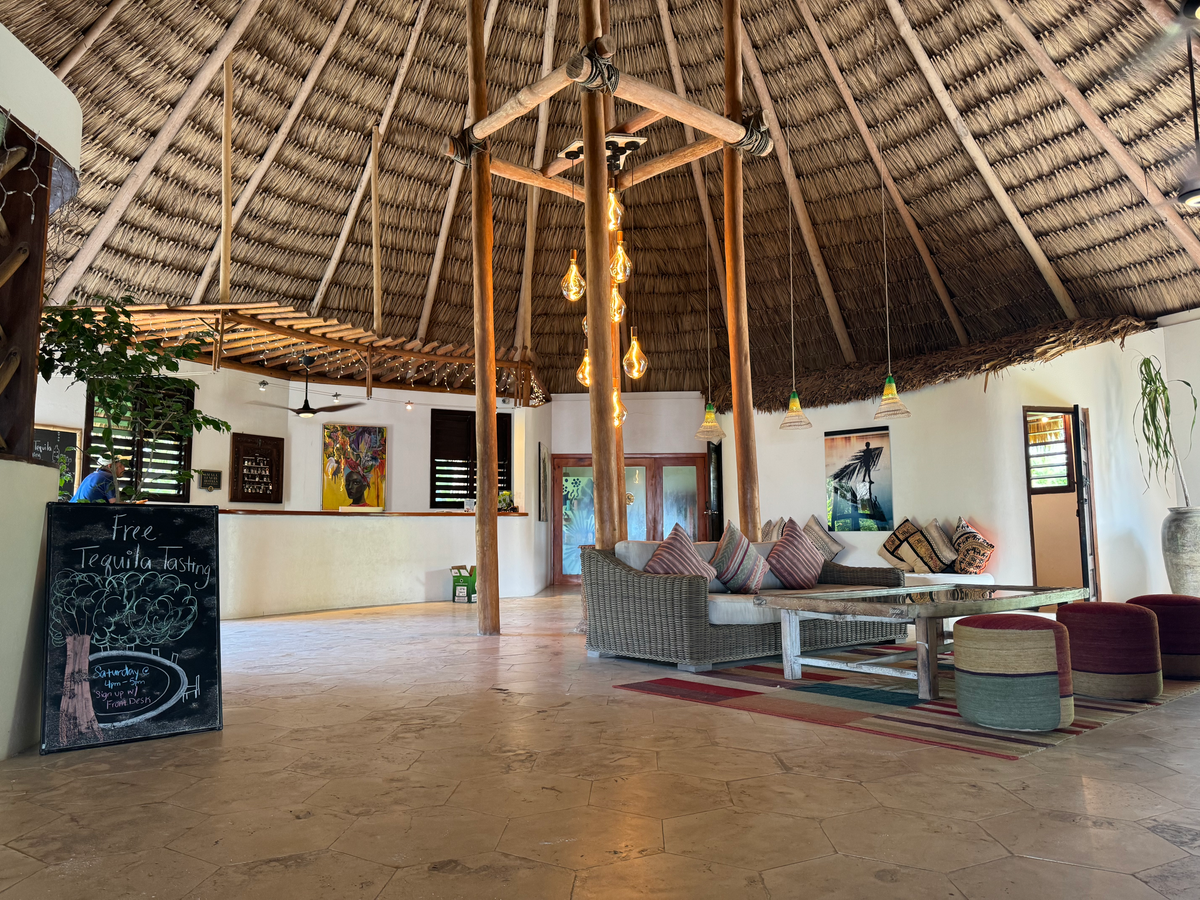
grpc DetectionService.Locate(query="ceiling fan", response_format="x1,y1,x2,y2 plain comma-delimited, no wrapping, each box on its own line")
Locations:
260,354,364,417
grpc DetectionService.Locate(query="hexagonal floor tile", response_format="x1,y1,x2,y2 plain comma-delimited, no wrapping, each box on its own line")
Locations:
168,744,308,779
11,802,206,864
707,723,824,754
590,771,731,819
897,747,1042,784
168,805,354,866
331,806,506,868
32,769,197,814
285,744,421,779
489,720,605,752
0,848,212,900
497,805,662,869
449,772,590,818
1000,773,1180,820
167,769,327,815
952,856,1166,900
730,773,877,819
1026,748,1176,784
304,772,458,815
776,747,910,783
762,852,966,900
823,808,1007,872
658,746,781,782
863,773,1027,821
385,722,499,751
1137,855,1200,899
533,744,656,780
664,807,832,869
573,852,768,900
0,798,61,844
181,849,391,900
601,724,712,751
1144,807,1200,855
410,745,537,780
0,847,44,894
379,852,576,899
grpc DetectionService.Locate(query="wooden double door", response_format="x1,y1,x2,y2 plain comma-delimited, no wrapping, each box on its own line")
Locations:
553,453,710,585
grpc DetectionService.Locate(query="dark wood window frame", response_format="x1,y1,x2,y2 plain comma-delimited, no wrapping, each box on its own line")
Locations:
83,386,194,503
1023,406,1076,496
429,409,512,509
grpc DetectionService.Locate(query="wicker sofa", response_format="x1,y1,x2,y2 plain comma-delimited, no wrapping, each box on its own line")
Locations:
582,545,908,672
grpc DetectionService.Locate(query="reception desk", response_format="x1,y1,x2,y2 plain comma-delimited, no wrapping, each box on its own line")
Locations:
218,510,547,619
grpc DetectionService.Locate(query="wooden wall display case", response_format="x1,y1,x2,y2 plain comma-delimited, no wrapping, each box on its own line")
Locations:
228,432,284,503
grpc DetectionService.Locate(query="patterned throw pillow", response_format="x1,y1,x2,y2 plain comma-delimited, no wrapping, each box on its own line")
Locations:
923,518,958,571
881,518,948,574
644,523,718,581
803,514,845,561
712,521,769,593
953,518,996,575
767,518,825,590
759,518,779,542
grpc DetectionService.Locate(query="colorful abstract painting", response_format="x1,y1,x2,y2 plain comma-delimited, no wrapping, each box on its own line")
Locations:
825,427,892,532
323,424,387,509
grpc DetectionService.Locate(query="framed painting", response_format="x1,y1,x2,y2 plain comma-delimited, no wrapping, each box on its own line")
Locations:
825,427,893,532
322,425,386,509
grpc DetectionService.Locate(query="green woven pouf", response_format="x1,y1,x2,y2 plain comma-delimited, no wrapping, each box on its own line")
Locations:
954,614,1074,732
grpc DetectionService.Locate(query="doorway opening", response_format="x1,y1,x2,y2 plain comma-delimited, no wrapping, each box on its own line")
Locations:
553,453,710,585
1023,406,1100,599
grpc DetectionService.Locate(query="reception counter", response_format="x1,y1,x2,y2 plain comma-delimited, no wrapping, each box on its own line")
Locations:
218,510,548,619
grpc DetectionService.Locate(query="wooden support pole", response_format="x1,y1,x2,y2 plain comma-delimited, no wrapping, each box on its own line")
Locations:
365,350,373,399
49,0,265,305
371,126,382,334
581,0,619,553
54,0,132,78
990,0,1200,275
189,0,358,305
212,314,224,372
0,244,29,290
466,0,500,636
488,158,582,200
0,148,27,182
219,56,233,305
792,0,968,346
739,29,854,363
616,136,723,191
884,0,1078,320
724,0,760,540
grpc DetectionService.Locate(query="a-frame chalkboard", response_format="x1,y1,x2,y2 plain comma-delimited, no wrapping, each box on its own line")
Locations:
41,503,223,753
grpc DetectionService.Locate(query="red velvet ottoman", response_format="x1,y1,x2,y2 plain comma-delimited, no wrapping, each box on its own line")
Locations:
1127,595,1200,679
1056,602,1162,700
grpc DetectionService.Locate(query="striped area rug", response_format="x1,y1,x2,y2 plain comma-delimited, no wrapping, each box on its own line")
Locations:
615,645,1200,759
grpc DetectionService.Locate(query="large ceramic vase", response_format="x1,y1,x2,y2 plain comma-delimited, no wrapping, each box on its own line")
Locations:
1163,508,1200,596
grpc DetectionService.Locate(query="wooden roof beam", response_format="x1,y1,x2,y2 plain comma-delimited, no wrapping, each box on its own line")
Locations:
189,0,359,305
414,0,501,341
884,0,1078,320
55,0,132,78
741,31,856,362
49,0,265,305
793,0,968,346
616,135,723,191
989,0,1200,274
489,158,582,200
309,0,434,316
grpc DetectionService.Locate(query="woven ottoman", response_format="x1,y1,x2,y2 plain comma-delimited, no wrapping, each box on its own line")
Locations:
1056,602,1163,700
954,614,1074,732
1127,595,1200,678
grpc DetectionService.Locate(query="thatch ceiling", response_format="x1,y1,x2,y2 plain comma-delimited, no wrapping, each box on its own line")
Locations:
5,0,1198,395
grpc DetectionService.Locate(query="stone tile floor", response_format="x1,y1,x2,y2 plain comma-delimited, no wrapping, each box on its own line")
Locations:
2,591,1200,898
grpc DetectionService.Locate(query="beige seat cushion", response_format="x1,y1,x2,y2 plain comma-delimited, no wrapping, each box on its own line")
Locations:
904,573,996,586
708,593,781,625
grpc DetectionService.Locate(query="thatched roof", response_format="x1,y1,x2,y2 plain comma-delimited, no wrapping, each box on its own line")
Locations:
6,0,1199,397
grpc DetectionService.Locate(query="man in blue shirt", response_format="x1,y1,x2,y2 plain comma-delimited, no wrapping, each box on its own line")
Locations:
71,459,126,503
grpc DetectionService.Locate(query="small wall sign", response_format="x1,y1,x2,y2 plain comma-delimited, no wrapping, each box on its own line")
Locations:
198,470,222,492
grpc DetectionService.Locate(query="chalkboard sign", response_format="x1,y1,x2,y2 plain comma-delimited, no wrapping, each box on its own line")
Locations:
32,426,81,499
41,503,222,754
229,432,283,503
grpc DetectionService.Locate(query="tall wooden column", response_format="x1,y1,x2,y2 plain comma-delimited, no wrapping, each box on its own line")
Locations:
467,0,500,634
723,0,760,539
580,0,619,550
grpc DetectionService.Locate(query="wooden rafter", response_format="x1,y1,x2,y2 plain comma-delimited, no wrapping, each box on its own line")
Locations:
883,0,1079,320
309,0,434,316
489,158,581,200
49,0,266,305
616,135,723,191
792,0,968,346
188,0,358,305
55,0,131,78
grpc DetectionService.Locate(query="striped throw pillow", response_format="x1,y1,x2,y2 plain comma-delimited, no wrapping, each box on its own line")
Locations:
803,514,845,561
644,523,717,581
767,518,825,589
712,521,768,594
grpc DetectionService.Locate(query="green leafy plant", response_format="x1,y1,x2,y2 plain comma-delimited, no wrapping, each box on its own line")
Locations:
39,295,230,502
53,451,74,500
1134,355,1196,507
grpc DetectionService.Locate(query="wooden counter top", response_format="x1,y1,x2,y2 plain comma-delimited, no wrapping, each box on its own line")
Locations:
218,509,528,517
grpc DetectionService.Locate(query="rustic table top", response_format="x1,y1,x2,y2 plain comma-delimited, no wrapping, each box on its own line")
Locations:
753,584,1091,619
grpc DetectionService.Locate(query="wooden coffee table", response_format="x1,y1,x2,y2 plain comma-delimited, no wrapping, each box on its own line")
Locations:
754,584,1090,700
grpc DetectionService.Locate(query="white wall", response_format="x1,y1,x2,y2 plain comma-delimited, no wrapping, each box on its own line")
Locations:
721,331,1175,602
1162,312,1200,507
552,390,706,455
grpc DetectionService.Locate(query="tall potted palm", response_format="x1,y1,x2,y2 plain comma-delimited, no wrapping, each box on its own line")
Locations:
1136,357,1198,594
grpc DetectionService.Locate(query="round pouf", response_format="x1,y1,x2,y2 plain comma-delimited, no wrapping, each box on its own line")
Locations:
954,614,1074,732
1056,602,1163,700
1127,595,1200,679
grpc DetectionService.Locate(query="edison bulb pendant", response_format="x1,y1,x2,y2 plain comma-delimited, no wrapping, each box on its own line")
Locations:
610,284,626,323
613,381,628,427
582,315,587,336
606,188,624,231
623,328,648,379
610,231,631,284
576,347,591,387
561,249,586,301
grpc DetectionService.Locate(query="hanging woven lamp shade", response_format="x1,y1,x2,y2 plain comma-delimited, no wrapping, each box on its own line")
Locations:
874,375,912,420
780,391,813,430
694,402,726,443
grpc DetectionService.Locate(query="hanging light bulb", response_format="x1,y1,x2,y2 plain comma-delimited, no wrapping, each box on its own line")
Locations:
610,283,626,323
405,401,413,411
610,231,631,284
613,380,628,427
874,374,912,420
561,250,585,301
582,316,587,336
623,327,648,379
576,346,591,387
780,391,812,430
694,402,726,444
332,392,342,404
606,188,624,231
258,380,268,391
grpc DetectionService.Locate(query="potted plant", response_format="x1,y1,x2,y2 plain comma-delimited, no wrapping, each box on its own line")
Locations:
1135,356,1198,593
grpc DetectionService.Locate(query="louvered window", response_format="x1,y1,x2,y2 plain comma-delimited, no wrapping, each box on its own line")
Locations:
429,409,512,509
84,386,194,503
1025,410,1074,493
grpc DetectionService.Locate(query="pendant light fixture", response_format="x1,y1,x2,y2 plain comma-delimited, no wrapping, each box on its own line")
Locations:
780,202,812,430
610,231,631,283
576,346,591,387
561,249,585,301
695,157,726,444
613,378,628,426
1179,33,1200,207
606,187,624,231
610,283,626,322
623,327,648,379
